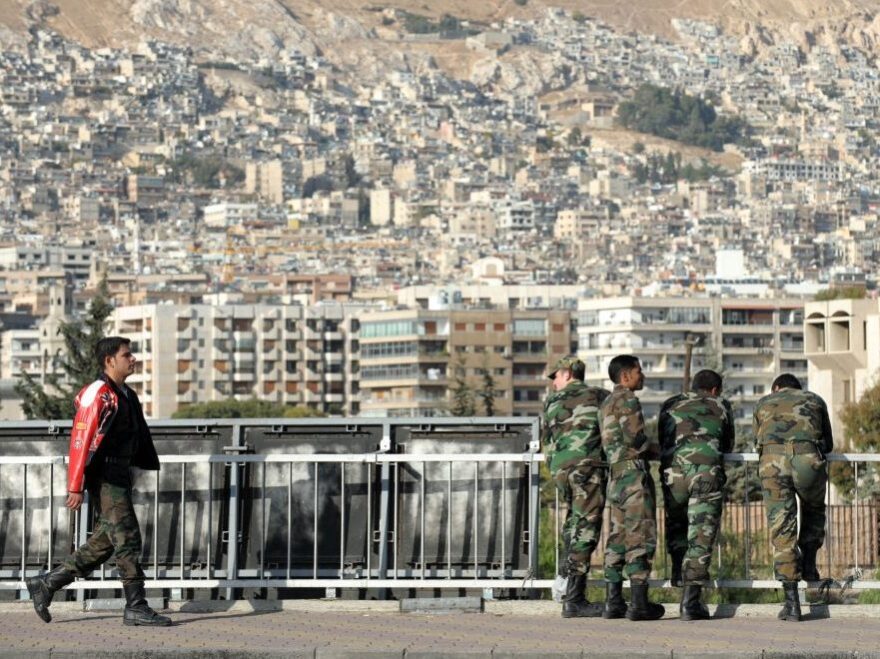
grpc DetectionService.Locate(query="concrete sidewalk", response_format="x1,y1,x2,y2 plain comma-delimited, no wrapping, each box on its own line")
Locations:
1,601,879,658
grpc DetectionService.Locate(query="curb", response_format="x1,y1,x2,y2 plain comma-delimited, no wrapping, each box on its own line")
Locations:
2,599,880,618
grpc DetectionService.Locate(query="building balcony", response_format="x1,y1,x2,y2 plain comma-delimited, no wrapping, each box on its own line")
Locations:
262,326,281,341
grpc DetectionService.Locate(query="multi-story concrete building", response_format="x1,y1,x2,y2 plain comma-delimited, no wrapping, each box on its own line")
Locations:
357,308,576,418
577,297,807,426
111,302,362,418
804,298,880,446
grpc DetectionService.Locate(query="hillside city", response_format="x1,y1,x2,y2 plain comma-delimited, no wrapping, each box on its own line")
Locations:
0,7,877,444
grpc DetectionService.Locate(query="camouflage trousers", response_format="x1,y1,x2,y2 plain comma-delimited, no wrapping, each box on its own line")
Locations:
604,460,657,584
62,481,145,585
662,461,726,585
552,461,606,576
758,449,828,582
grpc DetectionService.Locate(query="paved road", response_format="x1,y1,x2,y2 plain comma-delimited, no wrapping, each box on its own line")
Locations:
0,602,879,658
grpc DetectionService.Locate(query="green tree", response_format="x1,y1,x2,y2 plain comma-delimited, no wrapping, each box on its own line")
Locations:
449,357,475,417
830,379,880,500
478,358,496,416
617,84,748,151
814,287,865,301
172,398,326,419
16,280,114,420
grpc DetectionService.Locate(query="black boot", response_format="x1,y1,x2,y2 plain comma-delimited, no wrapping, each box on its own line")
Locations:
602,581,628,619
626,583,666,621
801,545,820,582
680,584,710,621
123,582,172,626
26,566,76,623
561,574,603,618
670,549,685,587
778,582,802,622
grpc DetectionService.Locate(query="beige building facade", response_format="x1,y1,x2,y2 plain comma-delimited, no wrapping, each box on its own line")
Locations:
804,298,880,446
358,308,576,418
112,302,361,418
577,296,807,426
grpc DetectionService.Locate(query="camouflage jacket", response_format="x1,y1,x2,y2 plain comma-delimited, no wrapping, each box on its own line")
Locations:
541,381,610,471
599,384,659,465
753,388,833,454
658,391,734,466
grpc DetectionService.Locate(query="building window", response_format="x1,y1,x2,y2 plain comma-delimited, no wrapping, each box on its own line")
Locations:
513,319,546,335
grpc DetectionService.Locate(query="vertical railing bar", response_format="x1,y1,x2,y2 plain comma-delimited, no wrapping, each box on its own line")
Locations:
826,471,832,579
48,463,54,570
313,461,318,580
744,463,751,578
260,462,266,581
340,462,346,578
554,479,559,578
207,465,213,580
366,462,372,579
501,461,507,578
528,459,535,581
180,463,186,580
287,462,292,580
225,424,243,601
447,461,453,578
473,461,478,580
21,465,27,581
854,461,860,570
393,463,399,579
154,470,159,580
420,461,426,580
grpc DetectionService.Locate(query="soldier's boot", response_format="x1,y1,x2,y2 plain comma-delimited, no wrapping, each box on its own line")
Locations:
670,549,685,588
602,581,628,619
626,583,666,621
26,565,76,623
561,574,603,618
778,582,802,622
122,582,172,627
801,545,820,582
679,585,710,621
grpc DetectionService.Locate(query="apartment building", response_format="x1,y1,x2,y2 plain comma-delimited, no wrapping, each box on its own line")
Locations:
577,297,807,425
357,308,576,418
804,298,880,445
111,302,361,418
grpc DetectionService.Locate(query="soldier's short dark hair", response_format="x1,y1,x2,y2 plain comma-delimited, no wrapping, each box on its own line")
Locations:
95,336,131,371
772,373,802,391
569,361,585,381
608,355,640,384
692,369,723,393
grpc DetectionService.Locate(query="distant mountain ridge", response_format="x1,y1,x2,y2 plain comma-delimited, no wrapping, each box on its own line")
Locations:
4,1,880,65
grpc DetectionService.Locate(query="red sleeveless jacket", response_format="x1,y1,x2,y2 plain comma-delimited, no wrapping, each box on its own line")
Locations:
67,377,160,493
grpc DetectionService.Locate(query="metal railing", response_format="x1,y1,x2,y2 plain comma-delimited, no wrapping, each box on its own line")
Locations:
0,418,878,598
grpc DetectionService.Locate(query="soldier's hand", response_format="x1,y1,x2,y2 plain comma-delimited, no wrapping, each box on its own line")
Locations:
66,492,84,511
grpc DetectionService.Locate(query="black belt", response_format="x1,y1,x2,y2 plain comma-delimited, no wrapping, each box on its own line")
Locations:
103,456,131,465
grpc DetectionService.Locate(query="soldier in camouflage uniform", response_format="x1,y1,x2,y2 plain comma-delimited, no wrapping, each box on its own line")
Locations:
659,369,734,621
754,373,833,622
542,356,610,618
599,355,665,621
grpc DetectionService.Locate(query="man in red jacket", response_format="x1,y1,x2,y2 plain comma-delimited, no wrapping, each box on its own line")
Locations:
26,336,171,626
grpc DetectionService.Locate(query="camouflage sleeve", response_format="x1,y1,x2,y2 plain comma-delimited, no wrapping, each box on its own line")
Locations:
752,406,762,454
539,401,553,456
657,395,679,451
622,396,658,459
819,398,833,455
720,399,735,455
